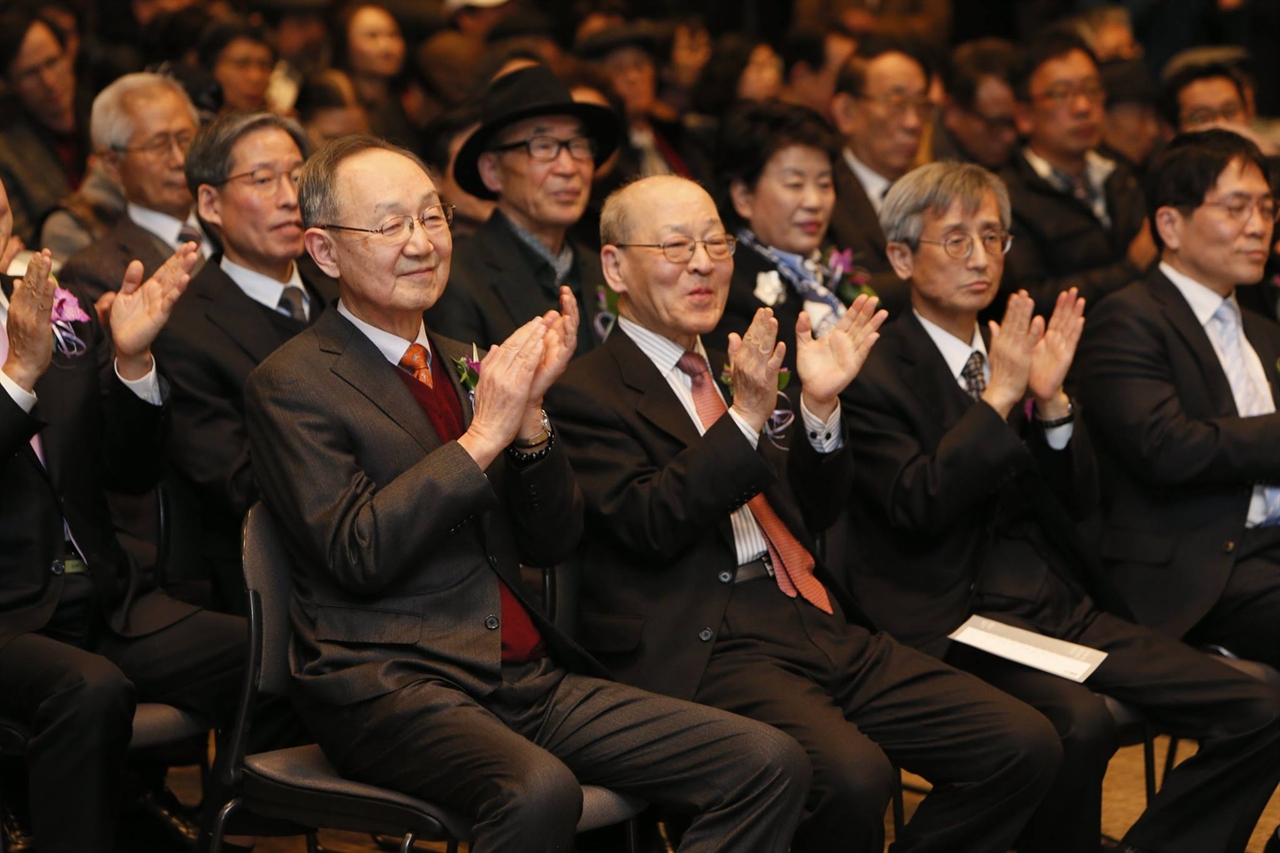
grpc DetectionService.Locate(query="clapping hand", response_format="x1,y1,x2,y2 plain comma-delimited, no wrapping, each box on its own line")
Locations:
2,249,56,392
1028,287,1085,418
459,315,548,469
727,307,786,433
528,287,579,403
102,243,199,380
982,290,1044,418
795,294,887,420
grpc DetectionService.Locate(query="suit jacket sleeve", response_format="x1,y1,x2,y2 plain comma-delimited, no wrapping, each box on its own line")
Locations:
499,433,585,569
1079,295,1280,487
787,392,856,533
549,377,779,561
153,327,257,520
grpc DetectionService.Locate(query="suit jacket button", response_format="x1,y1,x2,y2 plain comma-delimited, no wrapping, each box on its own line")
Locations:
698,628,713,642
488,555,499,567
718,571,732,583
50,560,64,575
1223,540,1237,553
485,615,500,630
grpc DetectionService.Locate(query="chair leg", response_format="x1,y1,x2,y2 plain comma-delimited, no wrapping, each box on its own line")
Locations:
306,831,320,853
1164,736,1180,780
891,766,906,836
398,832,416,853
625,816,640,853
1141,726,1157,805
206,796,242,853
447,838,458,853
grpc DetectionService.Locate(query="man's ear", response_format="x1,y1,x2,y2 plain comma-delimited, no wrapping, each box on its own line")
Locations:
1014,100,1035,138
1154,207,1182,254
98,151,123,186
477,151,504,197
600,244,628,297
885,241,916,282
729,179,754,222
303,228,341,279
196,184,223,231
830,91,857,137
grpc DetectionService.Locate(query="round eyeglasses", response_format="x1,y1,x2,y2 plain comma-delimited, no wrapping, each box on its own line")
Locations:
614,235,737,263
319,203,456,244
916,231,1014,260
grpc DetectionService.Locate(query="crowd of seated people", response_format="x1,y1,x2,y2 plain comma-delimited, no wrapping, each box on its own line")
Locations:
5,1,1280,852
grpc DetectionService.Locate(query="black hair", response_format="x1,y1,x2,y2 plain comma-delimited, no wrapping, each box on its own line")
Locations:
1160,62,1247,128
692,33,768,116
945,38,1021,111
0,6,63,77
1012,28,1098,102
420,104,483,174
196,20,276,71
835,36,929,97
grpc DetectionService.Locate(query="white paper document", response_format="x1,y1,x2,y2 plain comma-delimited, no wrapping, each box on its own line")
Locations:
948,615,1108,683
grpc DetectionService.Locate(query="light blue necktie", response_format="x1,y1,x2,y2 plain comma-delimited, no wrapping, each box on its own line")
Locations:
1209,300,1280,525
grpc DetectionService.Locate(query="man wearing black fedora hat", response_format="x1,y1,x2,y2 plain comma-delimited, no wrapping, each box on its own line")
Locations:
428,64,621,354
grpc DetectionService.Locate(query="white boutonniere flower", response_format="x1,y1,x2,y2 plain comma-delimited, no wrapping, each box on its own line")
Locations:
753,270,786,306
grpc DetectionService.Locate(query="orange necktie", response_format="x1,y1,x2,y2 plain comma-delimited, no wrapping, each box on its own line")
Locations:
675,351,832,614
400,342,433,389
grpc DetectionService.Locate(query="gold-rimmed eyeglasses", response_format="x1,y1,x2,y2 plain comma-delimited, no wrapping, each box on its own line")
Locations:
319,204,456,244
615,235,737,263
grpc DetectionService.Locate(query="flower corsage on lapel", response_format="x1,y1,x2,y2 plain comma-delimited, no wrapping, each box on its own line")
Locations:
828,247,876,305
51,284,91,358
719,363,795,447
453,343,481,405
754,270,786,307
595,284,619,340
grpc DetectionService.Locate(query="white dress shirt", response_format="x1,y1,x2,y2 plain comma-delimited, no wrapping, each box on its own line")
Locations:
914,310,1072,450
221,256,309,321
338,299,430,366
1161,261,1275,527
843,148,893,214
618,316,842,566
127,203,215,257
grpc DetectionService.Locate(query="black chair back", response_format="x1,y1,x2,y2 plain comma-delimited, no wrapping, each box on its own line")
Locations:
241,503,297,697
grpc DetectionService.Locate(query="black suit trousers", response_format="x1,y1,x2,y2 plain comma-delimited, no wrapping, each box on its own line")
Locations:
691,578,1062,853
300,656,810,853
0,582,245,853
947,606,1280,853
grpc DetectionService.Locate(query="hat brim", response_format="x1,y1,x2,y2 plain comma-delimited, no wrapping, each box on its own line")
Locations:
454,100,622,200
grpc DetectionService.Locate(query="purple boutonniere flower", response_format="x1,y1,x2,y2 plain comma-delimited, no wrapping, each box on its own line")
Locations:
52,287,90,324
49,284,89,358
453,343,481,393
827,248,854,278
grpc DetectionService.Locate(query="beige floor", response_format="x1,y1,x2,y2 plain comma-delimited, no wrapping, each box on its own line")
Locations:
181,735,1280,852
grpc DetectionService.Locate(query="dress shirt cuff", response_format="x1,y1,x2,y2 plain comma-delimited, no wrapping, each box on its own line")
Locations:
115,359,162,406
727,407,761,449
0,369,37,413
1043,422,1073,451
801,396,843,453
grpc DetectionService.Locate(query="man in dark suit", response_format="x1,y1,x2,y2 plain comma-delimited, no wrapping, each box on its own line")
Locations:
244,134,810,853
826,38,929,318
152,111,336,614
0,173,246,852
1078,129,1280,672
428,65,617,354
60,72,212,305
844,159,1280,853
548,174,1063,853
1002,30,1154,317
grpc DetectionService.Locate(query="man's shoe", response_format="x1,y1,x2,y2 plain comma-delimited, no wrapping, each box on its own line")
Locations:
2,804,36,853
135,784,200,847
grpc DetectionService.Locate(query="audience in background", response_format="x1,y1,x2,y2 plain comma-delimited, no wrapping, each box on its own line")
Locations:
1099,57,1162,176
935,37,1021,171
334,3,415,149
778,26,856,125
198,20,276,114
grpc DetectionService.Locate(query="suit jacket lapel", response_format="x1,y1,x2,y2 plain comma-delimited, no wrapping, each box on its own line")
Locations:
608,330,704,448
1242,305,1280,408
430,333,476,429
319,311,442,453
481,215,555,333
195,262,290,365
833,163,887,256
1148,272,1239,415
896,313,973,432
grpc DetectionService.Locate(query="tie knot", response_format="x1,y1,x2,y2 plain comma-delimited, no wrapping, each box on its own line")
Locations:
177,223,203,247
277,285,307,322
400,342,430,372
676,351,710,382
1213,299,1242,333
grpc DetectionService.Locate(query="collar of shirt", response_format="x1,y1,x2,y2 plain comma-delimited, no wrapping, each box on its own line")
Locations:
501,210,574,286
127,203,212,255
1160,261,1236,327
337,298,430,367
1022,147,1116,199
618,315,709,377
220,255,306,316
843,147,893,214
914,309,988,385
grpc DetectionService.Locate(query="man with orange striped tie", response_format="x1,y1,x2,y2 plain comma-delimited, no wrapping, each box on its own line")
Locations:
548,173,1064,853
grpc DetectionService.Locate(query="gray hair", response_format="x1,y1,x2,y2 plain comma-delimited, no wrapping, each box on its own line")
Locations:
298,134,429,227
90,73,199,152
184,111,311,196
879,161,1011,247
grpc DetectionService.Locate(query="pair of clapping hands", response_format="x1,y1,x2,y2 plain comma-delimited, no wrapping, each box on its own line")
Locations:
2,243,199,393
727,294,889,430
982,288,1087,420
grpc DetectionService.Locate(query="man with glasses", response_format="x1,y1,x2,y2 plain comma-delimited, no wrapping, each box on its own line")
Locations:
844,159,1280,853
828,38,934,317
1003,30,1154,318
1079,130,1280,678
934,38,1022,172
60,73,212,305
244,134,812,853
0,7,89,246
151,112,337,614
548,173,1065,853
429,65,620,354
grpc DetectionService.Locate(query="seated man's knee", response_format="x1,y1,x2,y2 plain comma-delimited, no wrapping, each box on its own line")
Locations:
995,702,1063,793
488,755,582,838
810,738,896,820
49,657,134,728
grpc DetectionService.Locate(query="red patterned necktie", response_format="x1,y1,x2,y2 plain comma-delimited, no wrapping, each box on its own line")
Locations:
675,351,832,614
400,342,433,389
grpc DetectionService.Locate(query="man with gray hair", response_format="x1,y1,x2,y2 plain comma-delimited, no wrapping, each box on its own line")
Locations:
59,72,212,303
152,111,337,613
843,159,1280,853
